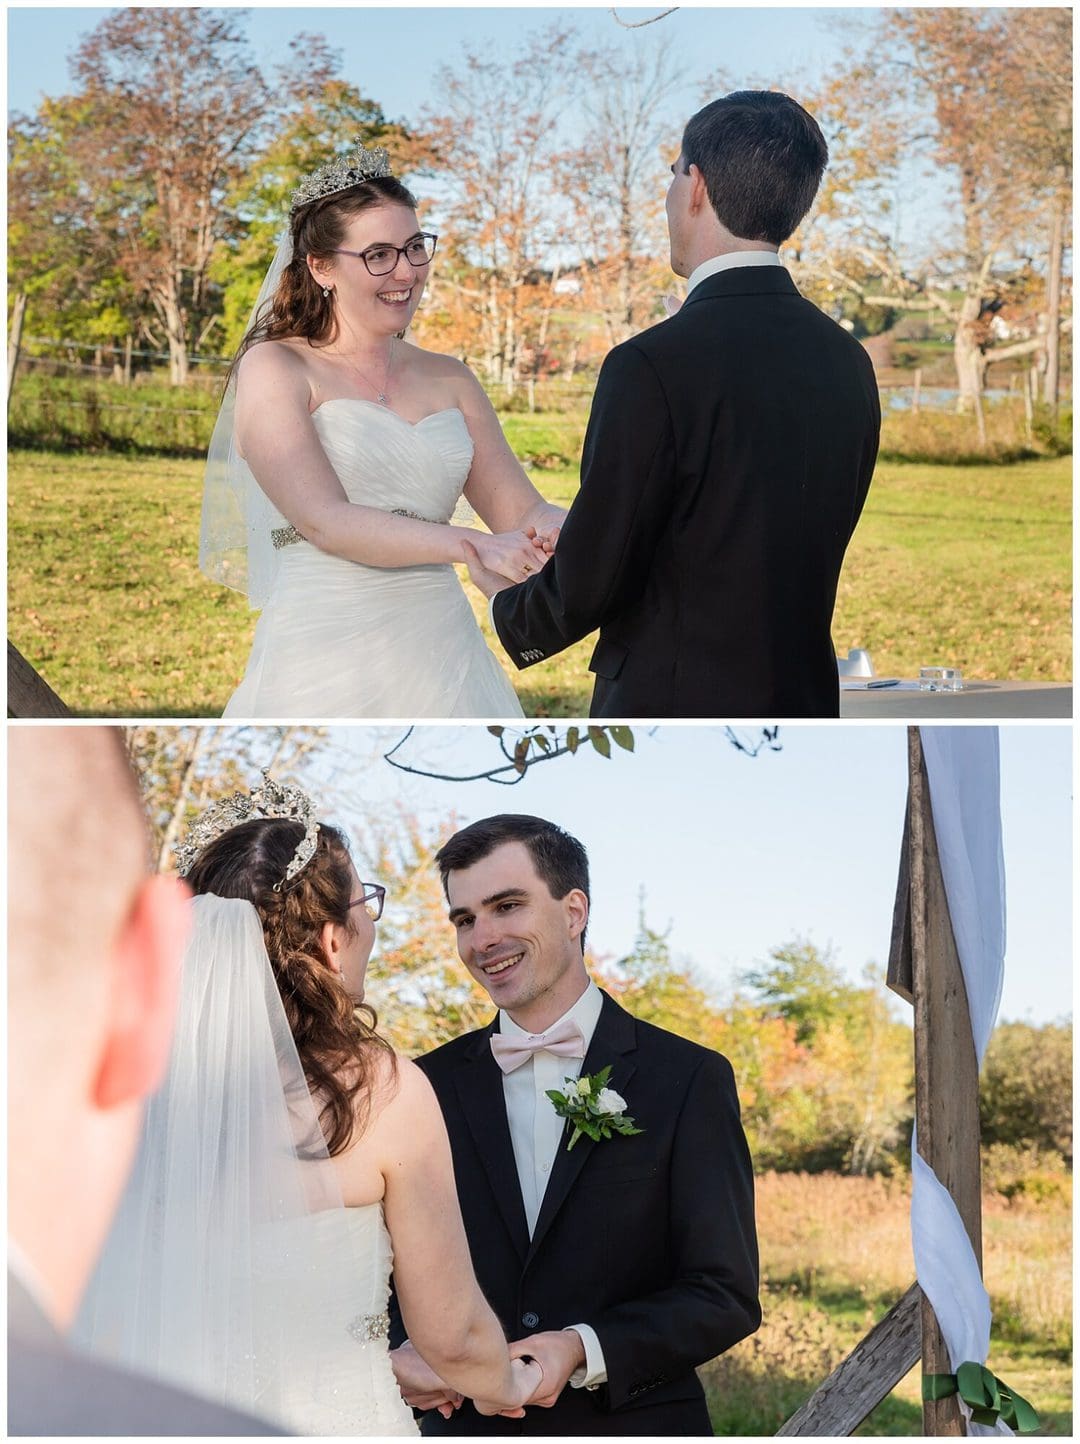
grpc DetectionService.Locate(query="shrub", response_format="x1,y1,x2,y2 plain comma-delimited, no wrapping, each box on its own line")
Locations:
982,1143,1072,1205
878,401,1072,464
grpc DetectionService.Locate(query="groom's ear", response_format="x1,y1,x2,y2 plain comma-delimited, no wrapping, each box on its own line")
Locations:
564,888,589,944
687,163,710,215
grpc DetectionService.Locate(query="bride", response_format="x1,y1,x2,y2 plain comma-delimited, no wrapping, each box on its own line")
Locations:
75,776,542,1434
202,140,566,719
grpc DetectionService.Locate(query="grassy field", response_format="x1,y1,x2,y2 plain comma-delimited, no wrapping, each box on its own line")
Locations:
702,1172,1071,1436
7,428,1071,715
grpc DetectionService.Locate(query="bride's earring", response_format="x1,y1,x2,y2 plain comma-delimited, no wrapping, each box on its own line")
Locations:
322,286,331,298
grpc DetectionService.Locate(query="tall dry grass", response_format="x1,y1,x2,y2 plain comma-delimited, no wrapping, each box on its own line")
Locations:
700,1172,1071,1435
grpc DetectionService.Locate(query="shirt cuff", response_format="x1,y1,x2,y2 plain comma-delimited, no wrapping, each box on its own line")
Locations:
565,1324,607,1389
488,597,497,629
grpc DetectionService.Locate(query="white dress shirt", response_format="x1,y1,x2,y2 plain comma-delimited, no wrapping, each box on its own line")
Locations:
685,248,782,298
497,981,607,1388
8,1237,57,1329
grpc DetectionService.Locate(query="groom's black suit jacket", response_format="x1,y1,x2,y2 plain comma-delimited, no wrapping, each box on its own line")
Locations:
492,265,881,718
389,992,760,1436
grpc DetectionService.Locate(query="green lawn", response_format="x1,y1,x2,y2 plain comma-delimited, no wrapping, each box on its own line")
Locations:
7,445,1071,716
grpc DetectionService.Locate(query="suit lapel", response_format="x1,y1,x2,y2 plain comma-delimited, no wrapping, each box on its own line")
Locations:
453,1021,531,1261
524,993,637,1267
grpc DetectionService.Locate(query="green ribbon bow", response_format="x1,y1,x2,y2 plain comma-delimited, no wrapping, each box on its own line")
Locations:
923,1361,1040,1433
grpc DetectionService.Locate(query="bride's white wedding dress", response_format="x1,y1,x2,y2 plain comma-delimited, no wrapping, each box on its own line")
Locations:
223,400,524,718
269,1204,417,1436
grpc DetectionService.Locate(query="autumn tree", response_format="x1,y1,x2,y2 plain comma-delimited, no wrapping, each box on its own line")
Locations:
421,25,576,394
560,37,684,348
61,9,271,384
594,896,730,1050
799,10,1072,421
8,94,146,354
739,942,913,1173
998,8,1072,415
357,810,492,1054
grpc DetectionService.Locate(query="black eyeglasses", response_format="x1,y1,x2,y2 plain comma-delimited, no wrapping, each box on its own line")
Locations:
332,234,438,276
348,883,386,921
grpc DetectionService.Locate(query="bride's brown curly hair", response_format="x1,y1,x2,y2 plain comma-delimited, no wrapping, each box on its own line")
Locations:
225,176,420,389
184,816,395,1157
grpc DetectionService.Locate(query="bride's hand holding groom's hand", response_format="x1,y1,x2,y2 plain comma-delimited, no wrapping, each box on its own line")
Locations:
472,1356,545,1418
462,529,553,598
389,1341,464,1419
507,1329,586,1408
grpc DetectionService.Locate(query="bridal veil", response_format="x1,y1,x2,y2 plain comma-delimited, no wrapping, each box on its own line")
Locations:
74,893,355,1425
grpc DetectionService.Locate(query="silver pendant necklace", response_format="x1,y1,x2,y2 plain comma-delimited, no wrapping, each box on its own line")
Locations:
342,338,394,405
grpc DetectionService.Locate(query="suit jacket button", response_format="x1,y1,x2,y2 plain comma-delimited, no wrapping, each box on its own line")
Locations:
521,1311,540,1329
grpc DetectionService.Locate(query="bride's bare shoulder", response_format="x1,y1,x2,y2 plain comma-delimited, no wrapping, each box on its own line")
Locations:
365,1052,443,1138
403,342,486,408
235,335,312,390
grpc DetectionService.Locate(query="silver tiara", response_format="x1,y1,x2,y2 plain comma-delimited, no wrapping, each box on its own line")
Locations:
174,772,320,892
290,139,394,214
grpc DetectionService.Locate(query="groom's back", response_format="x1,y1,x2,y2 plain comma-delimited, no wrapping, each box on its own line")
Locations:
592,264,880,718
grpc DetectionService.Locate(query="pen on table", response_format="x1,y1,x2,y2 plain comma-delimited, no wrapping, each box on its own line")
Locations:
866,678,901,689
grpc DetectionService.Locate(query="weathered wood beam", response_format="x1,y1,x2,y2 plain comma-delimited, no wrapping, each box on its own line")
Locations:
7,641,70,718
907,726,983,1436
886,792,914,1003
777,1283,922,1436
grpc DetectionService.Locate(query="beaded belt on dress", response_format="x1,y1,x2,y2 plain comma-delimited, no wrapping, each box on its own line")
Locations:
346,1310,390,1343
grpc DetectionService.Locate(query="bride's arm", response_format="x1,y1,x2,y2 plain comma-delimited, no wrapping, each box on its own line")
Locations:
364,1058,538,1410
233,343,545,579
452,364,568,540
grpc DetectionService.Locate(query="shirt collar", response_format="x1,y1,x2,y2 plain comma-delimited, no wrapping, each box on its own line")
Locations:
499,979,604,1048
685,249,782,298
8,1237,60,1335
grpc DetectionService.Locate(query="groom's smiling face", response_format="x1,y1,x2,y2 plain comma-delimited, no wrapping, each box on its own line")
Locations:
445,841,589,1029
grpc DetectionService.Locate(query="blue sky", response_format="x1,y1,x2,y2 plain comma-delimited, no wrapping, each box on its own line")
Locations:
7,5,946,256
296,724,1073,1029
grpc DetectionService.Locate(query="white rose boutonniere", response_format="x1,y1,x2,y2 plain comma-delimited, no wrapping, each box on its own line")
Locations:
546,1065,644,1151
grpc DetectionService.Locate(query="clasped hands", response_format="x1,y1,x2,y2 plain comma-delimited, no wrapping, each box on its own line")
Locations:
391,1328,585,1419
463,524,561,599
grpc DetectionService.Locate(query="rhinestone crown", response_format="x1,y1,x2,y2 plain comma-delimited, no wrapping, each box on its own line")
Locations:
290,139,394,214
175,771,320,892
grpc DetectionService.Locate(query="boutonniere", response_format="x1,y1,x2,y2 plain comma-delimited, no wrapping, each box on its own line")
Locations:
546,1065,644,1151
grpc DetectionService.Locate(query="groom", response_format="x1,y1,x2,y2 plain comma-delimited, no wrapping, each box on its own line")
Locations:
390,814,760,1435
465,91,881,718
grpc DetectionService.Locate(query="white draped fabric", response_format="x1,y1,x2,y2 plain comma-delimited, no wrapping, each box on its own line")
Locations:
913,727,1011,1435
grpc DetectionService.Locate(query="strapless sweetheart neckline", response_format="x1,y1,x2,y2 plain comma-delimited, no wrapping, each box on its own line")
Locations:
310,397,464,427
223,392,523,720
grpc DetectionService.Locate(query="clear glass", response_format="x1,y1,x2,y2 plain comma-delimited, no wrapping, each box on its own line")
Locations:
919,666,963,693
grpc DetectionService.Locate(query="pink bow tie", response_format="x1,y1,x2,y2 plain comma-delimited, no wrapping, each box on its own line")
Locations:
490,1018,587,1075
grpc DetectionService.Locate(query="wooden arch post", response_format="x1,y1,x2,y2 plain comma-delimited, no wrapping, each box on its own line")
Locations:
7,642,70,717
779,726,985,1436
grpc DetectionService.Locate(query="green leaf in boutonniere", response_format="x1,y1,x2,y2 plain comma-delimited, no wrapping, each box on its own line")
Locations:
545,1065,644,1151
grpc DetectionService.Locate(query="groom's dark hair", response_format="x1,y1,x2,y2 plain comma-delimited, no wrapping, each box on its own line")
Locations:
681,90,827,245
436,814,590,913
